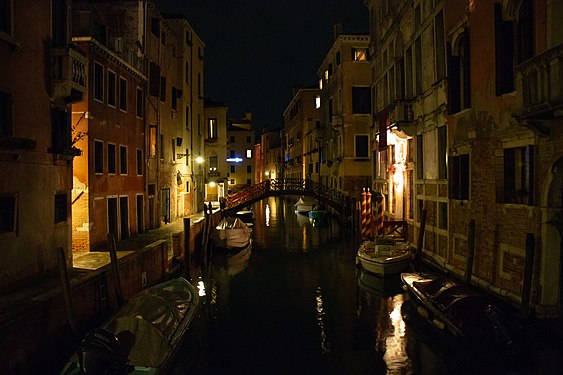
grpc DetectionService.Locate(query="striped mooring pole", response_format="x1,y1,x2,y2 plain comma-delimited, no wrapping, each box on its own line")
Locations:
372,192,384,237
366,188,372,240
361,188,367,240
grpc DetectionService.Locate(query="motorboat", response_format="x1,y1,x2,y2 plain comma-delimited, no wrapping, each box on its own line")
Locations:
401,272,516,347
60,277,200,375
294,197,315,213
356,237,411,276
211,217,252,250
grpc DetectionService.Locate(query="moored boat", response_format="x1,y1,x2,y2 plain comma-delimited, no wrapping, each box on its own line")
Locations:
401,272,515,348
294,197,315,213
356,237,411,276
210,217,252,250
60,277,200,375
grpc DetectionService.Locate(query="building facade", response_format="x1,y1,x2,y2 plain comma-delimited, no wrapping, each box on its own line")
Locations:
203,99,229,202
317,32,372,198
227,113,255,192
1,0,87,289
282,87,320,180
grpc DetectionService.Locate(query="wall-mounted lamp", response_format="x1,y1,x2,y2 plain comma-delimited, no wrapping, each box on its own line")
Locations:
195,156,204,164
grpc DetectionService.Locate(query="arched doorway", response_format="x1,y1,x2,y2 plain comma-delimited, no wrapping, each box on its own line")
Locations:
541,157,563,316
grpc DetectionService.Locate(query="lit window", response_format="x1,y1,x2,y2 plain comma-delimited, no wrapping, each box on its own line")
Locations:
246,149,252,158
315,95,320,109
208,118,218,139
324,69,329,81
319,79,323,90
353,48,368,61
149,125,157,158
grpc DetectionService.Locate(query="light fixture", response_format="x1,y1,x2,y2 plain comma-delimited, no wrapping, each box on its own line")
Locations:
195,156,204,164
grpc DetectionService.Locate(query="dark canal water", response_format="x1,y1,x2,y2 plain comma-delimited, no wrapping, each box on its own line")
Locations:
180,196,562,375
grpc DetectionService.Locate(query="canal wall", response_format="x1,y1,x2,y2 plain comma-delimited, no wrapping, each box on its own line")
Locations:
0,210,221,375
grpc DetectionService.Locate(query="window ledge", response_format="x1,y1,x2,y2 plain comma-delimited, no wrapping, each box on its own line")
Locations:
0,31,21,51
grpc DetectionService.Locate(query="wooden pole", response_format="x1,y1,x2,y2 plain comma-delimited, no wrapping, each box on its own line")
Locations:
465,219,476,285
521,233,535,319
107,233,123,306
414,208,427,271
183,217,191,279
57,247,77,335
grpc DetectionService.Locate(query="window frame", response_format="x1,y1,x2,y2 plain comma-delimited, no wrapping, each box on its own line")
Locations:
107,69,116,108
119,145,128,175
107,143,117,175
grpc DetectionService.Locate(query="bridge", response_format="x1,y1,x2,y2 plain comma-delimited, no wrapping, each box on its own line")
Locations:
223,178,357,219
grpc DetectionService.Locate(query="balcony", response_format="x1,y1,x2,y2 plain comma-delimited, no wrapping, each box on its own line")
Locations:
389,99,415,136
51,44,87,103
513,43,563,133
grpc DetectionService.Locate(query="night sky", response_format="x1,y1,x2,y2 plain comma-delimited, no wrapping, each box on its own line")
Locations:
155,0,369,130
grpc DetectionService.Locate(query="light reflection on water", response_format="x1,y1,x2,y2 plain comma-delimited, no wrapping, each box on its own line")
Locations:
382,294,412,374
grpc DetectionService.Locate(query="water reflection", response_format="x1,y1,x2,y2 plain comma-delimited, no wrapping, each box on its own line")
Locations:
265,204,270,226
382,294,411,374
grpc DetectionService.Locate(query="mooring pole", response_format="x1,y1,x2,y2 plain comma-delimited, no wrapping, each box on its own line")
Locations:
183,217,191,279
414,208,427,271
521,233,535,319
107,233,123,306
57,247,77,335
465,219,476,285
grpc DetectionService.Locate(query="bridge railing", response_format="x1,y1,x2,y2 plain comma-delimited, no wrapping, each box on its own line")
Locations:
224,178,356,216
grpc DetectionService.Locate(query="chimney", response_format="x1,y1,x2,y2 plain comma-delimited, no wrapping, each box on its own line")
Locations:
333,23,343,41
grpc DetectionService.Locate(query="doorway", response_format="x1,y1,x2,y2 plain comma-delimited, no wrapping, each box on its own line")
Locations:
136,194,144,234
107,197,118,240
162,188,170,224
120,196,129,240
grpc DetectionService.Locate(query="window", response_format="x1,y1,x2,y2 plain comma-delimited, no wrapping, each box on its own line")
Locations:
94,140,103,173
149,125,157,158
246,136,251,143
355,135,369,158
171,138,176,161
0,195,16,233
336,51,341,65
94,62,104,102
315,95,320,109
1,0,12,35
416,134,424,179
107,70,116,107
171,87,178,110
120,145,127,174
0,91,12,136
495,4,515,95
246,179,251,185
515,0,534,65
51,0,67,47
448,29,471,113
208,118,218,139
160,76,166,102
435,11,446,80
136,87,144,118
51,108,70,153
159,134,164,159
108,143,116,174
136,149,143,175
149,62,160,97
246,149,252,158
209,156,218,172
499,145,534,205
230,150,235,158
151,17,159,37
438,126,447,179
185,106,190,129
229,136,235,143
415,37,422,95
352,87,371,114
185,61,189,84
119,77,127,111
247,165,252,174
230,165,235,173
54,193,67,223
449,154,470,200
353,48,368,61
438,202,448,229
230,178,235,185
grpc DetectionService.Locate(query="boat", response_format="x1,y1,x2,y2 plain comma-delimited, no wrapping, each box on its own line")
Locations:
308,205,329,225
356,237,411,276
235,208,254,225
60,277,200,375
294,197,315,213
401,272,515,348
210,216,252,250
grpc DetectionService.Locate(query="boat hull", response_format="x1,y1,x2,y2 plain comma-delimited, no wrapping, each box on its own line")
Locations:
356,240,410,276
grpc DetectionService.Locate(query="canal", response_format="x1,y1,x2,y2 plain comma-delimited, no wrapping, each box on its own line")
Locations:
179,196,562,375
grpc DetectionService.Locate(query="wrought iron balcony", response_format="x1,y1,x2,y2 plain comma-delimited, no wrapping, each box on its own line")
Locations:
513,43,563,133
51,44,87,103
387,99,416,136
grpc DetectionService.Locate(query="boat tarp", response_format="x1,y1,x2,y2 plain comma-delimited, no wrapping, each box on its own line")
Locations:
212,217,251,248
103,278,196,367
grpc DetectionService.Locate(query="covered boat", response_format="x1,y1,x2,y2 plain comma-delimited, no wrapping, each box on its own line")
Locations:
308,205,329,225
60,277,200,374
401,272,515,347
211,217,252,250
356,237,411,276
294,197,315,213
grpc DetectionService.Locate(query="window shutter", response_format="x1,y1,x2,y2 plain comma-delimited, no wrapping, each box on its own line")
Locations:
494,149,505,203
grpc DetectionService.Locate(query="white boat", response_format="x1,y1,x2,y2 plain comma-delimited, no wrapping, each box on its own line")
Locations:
294,197,315,213
60,277,200,375
356,237,411,276
211,217,252,250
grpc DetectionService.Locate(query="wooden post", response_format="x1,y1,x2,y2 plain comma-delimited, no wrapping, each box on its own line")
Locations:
465,219,476,285
107,233,123,306
521,233,535,319
57,247,77,335
184,217,191,279
414,208,427,271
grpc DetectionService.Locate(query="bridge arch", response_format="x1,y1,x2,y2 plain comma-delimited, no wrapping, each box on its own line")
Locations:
222,178,356,219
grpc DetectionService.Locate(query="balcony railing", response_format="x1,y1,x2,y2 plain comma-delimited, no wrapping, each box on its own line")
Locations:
513,43,563,128
51,44,88,103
